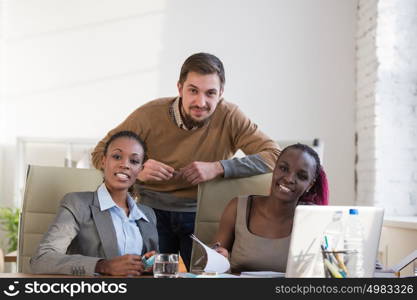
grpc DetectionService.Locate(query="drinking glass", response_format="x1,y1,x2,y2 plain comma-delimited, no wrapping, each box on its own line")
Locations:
153,254,179,278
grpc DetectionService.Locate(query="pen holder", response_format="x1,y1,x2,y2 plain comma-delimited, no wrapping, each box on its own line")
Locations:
321,250,357,278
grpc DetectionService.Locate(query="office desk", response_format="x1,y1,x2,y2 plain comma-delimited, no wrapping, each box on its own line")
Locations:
4,251,17,263
0,273,153,278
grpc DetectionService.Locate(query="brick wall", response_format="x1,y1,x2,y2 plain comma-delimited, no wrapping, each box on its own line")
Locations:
356,0,417,216
356,0,378,206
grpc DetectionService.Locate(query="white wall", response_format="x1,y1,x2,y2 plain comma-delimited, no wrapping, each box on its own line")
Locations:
0,0,357,208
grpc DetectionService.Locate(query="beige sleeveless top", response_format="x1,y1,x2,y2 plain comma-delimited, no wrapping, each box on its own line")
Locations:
230,195,291,273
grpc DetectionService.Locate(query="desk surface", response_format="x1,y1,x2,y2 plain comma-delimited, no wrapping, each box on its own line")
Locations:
4,251,17,263
0,273,153,278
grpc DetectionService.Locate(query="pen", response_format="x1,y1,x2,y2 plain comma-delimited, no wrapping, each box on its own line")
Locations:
323,259,343,278
320,244,330,261
328,252,347,278
324,236,329,250
328,251,348,278
328,251,339,265
334,252,348,274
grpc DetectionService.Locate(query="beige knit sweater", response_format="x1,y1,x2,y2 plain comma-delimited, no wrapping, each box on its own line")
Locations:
92,97,279,209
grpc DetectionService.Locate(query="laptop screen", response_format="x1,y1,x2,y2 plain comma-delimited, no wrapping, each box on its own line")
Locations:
285,206,384,278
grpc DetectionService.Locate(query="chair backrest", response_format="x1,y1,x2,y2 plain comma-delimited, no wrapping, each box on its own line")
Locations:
0,248,4,273
233,139,324,163
18,165,102,273
190,173,272,270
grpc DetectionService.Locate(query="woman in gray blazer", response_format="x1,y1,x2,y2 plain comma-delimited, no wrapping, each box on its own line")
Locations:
30,131,159,276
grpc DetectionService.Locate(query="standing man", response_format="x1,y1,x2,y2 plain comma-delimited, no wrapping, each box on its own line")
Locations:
92,53,280,269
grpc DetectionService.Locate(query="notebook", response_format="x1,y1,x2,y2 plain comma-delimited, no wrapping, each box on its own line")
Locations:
285,206,384,278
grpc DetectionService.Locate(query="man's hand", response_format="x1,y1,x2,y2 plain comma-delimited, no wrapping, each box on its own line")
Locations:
137,159,175,182
179,161,224,185
95,254,144,276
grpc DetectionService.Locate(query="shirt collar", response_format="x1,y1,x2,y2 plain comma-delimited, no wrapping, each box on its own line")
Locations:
171,97,199,131
97,183,149,222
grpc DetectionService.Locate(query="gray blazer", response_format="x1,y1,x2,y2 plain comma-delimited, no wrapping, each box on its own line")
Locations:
30,191,159,275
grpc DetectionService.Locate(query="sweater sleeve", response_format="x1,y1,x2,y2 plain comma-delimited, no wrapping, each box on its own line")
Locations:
221,105,280,178
91,107,147,170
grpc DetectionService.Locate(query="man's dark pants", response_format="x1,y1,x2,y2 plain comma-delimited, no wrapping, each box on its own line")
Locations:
153,208,195,270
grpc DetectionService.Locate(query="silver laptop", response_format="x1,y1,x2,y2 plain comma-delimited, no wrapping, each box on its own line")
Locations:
285,206,384,278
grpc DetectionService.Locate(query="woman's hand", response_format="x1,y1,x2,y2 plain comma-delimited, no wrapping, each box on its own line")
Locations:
95,254,145,276
215,246,229,259
141,250,156,273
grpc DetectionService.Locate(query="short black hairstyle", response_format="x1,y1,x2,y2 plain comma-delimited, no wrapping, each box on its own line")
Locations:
103,131,146,159
279,143,329,205
279,143,321,182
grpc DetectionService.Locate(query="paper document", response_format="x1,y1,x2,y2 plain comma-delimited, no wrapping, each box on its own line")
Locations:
190,234,230,273
373,271,397,278
177,272,240,278
390,250,417,273
240,271,285,278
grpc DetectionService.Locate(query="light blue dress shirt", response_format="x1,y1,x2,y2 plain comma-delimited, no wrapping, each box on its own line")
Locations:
97,183,149,256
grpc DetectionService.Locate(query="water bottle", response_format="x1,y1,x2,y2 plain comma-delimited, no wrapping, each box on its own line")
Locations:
323,210,344,251
343,208,365,277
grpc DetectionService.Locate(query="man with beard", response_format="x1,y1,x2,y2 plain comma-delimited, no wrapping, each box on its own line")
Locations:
92,53,280,269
